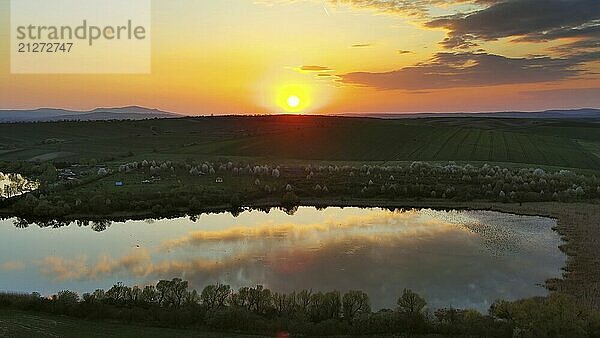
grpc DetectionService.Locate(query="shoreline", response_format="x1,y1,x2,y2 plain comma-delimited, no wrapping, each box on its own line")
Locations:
1,198,585,221
1,199,598,309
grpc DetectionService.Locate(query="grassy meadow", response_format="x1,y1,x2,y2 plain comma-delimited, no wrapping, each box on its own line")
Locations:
0,115,599,169
0,309,261,338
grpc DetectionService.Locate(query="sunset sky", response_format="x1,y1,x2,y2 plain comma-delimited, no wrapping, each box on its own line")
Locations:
0,0,598,114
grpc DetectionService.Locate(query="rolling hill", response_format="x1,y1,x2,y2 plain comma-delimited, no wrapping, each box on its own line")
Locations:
0,115,599,169
0,106,181,123
344,108,600,120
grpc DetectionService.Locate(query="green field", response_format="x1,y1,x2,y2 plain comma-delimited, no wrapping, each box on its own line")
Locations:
0,115,599,169
0,309,262,338
1,117,600,336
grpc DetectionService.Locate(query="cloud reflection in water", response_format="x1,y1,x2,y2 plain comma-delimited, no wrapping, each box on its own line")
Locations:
0,208,564,311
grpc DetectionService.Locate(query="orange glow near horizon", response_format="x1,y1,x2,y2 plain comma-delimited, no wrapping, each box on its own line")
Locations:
0,0,598,114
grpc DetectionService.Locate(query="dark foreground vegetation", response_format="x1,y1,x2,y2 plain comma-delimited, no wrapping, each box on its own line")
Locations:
2,278,600,337
0,309,244,338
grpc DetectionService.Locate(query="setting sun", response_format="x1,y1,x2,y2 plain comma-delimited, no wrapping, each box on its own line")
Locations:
273,83,314,113
287,96,300,108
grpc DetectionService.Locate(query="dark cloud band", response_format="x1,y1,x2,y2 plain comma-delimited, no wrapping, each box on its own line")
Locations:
340,52,591,90
426,0,600,48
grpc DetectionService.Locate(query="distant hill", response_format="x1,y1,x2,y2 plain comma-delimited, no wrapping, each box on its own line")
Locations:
3,107,599,122
0,106,182,123
341,108,600,120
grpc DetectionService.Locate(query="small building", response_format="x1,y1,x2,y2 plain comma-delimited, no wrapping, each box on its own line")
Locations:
58,169,77,180
115,181,124,187
215,177,223,183
141,180,152,184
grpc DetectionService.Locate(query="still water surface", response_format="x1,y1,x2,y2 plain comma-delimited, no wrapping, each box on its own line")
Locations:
0,207,565,311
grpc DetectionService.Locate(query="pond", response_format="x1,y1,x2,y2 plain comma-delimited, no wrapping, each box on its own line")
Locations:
0,207,565,311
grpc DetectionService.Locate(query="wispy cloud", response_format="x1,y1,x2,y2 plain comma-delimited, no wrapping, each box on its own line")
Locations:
330,0,489,18
37,250,151,282
340,52,591,90
256,0,483,18
1,260,25,271
299,65,333,71
34,210,457,282
160,211,431,250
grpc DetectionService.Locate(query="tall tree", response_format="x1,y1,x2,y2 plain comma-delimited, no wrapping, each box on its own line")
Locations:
397,289,426,316
343,290,371,321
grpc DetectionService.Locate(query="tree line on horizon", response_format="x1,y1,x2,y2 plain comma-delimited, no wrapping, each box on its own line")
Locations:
1,278,599,337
